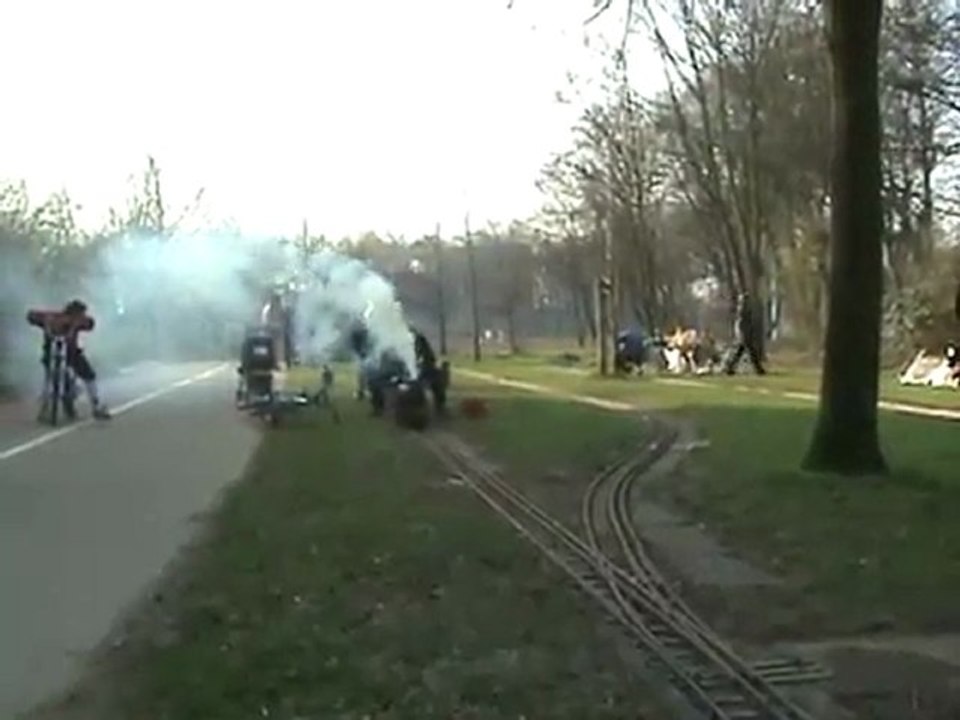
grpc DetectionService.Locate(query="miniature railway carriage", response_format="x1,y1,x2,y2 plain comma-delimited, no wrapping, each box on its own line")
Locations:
237,330,277,403
234,326,339,427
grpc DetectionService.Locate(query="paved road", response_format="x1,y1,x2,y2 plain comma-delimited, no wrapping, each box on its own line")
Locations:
0,361,262,718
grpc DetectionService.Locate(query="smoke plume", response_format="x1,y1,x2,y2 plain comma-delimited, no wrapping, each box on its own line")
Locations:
1,230,415,392
292,249,416,372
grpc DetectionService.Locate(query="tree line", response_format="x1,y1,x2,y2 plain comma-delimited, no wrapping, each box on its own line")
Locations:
536,0,960,356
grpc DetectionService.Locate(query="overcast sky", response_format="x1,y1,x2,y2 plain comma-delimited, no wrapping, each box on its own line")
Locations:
1,0,664,240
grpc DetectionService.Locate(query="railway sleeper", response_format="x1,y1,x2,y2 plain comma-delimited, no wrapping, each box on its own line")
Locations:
753,662,832,683
572,564,612,585
695,661,832,689
580,575,608,591
760,670,833,686
709,709,761,720
657,636,689,650
712,705,762,720
646,625,688,645
710,692,749,705
695,674,756,691
663,648,697,664
751,657,818,671
638,613,687,642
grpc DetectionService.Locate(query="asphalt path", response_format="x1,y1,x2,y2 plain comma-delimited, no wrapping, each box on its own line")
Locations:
0,361,262,718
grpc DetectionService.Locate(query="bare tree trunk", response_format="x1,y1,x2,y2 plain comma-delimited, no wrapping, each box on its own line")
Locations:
506,309,519,354
597,206,615,375
596,277,612,375
803,0,887,475
433,224,448,355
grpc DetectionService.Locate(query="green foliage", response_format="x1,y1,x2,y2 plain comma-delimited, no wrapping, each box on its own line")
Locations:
883,246,960,358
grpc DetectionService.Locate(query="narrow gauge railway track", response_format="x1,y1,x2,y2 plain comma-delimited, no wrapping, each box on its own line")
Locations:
425,430,814,720
582,432,819,718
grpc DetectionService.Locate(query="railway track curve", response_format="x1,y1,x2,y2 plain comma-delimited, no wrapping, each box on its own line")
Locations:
424,428,818,720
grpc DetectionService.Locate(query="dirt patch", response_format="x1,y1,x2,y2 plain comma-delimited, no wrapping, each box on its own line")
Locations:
782,632,960,716
789,632,960,670
824,646,960,719
630,417,960,719
632,501,781,588
624,417,791,641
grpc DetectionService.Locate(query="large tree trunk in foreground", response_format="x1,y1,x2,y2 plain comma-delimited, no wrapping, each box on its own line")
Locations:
803,0,887,474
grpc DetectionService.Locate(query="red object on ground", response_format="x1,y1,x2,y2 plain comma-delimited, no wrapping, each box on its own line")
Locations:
459,397,489,419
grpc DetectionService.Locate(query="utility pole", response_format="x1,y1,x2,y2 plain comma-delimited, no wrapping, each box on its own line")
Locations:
595,203,615,376
433,222,448,355
599,63,635,376
299,218,309,271
597,72,628,376
465,213,482,362
609,203,620,359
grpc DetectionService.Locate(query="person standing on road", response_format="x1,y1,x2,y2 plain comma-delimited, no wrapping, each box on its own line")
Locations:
724,291,766,375
28,299,112,419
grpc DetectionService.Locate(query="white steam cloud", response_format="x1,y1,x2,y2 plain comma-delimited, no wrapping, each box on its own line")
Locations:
1,230,415,392
292,249,416,373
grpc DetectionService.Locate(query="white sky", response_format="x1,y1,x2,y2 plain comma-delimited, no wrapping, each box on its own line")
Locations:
1,0,664,241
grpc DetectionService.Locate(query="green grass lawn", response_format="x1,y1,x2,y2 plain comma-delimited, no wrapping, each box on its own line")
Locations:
38,383,668,720
466,346,960,410
684,365,960,411
450,379,656,527
459,359,960,640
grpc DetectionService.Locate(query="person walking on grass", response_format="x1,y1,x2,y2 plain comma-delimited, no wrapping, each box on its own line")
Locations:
724,291,766,376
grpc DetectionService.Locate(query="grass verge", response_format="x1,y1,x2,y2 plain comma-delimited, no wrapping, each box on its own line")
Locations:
34,387,667,720
474,349,960,411
449,378,655,525
461,360,960,641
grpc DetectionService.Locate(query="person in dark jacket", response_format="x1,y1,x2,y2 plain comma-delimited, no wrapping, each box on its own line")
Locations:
412,327,446,414
348,321,373,399
724,291,766,375
615,328,649,374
